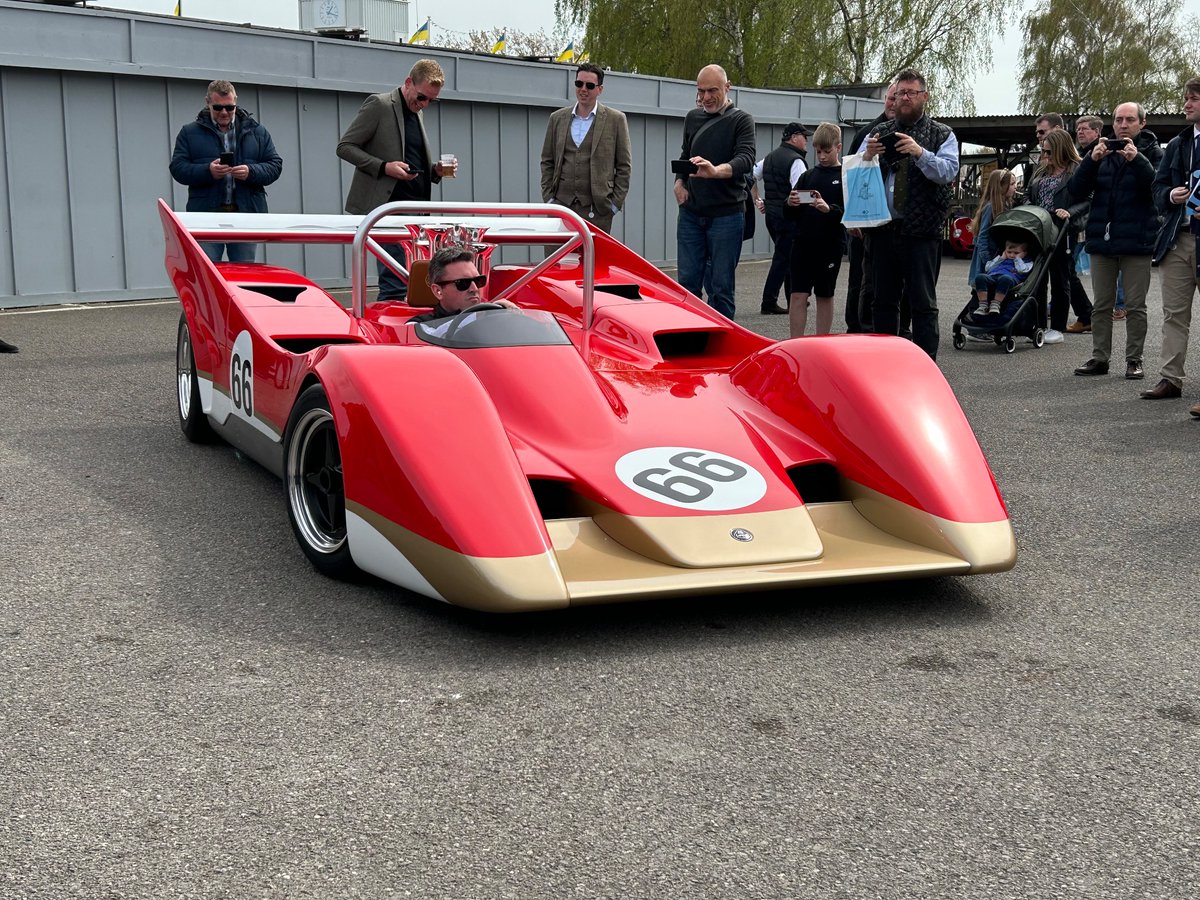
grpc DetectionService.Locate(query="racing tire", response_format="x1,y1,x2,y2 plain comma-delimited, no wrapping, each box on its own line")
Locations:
952,332,966,350
284,384,357,578
1003,336,1016,354
176,314,215,443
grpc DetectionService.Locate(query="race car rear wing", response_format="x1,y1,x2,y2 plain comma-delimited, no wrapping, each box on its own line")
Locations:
168,201,599,328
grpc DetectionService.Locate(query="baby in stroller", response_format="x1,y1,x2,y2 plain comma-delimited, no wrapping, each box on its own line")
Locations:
972,240,1033,316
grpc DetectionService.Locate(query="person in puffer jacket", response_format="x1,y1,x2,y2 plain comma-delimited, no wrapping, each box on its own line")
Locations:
169,79,283,263
1067,102,1162,380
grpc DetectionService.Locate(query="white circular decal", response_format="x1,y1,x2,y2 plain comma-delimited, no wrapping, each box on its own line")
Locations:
229,329,254,421
615,447,767,511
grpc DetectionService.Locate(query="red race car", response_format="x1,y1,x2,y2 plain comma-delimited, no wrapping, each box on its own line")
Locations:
161,200,1015,612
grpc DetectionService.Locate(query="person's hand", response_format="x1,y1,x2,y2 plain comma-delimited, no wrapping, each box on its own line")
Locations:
385,160,418,181
1053,208,1070,220
848,227,862,238
673,180,688,206
1170,186,1191,205
231,165,250,181
691,157,720,178
495,299,518,309
1120,141,1138,162
863,135,882,161
812,192,830,213
895,133,923,158
209,159,233,179
1091,141,1108,161
786,190,800,207
754,197,765,212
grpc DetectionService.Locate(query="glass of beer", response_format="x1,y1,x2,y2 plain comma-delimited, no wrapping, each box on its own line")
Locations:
440,153,457,178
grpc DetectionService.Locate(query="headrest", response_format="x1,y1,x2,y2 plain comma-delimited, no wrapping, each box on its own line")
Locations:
405,258,437,307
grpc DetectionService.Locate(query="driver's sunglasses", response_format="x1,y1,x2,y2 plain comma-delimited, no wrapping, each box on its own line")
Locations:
210,104,237,111
575,80,599,90
415,93,439,104
435,275,487,290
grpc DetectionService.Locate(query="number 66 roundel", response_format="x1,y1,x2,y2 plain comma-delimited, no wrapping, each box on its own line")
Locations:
614,447,767,511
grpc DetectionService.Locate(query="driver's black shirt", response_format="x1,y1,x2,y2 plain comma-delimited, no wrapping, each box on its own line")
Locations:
409,304,453,324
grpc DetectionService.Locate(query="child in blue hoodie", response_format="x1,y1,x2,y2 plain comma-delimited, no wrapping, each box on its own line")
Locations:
973,240,1033,315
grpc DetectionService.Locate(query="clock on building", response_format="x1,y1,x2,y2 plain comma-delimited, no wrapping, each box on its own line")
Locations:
316,0,344,27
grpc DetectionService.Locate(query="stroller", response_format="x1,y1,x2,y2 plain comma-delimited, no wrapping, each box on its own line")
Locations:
951,205,1068,353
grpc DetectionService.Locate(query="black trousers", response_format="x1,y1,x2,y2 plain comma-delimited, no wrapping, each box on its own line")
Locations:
845,232,873,332
762,213,794,308
870,225,941,359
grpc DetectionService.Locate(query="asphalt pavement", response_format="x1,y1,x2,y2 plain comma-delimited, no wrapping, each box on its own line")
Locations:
1,257,1197,899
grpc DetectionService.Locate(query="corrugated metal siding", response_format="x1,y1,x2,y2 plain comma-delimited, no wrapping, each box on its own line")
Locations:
0,0,881,308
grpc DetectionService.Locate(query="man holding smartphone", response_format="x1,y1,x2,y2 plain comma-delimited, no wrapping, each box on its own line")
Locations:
1068,102,1162,379
674,64,757,320
169,79,283,263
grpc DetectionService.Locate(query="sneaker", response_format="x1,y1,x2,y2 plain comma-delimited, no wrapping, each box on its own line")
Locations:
1043,328,1064,344
987,299,1001,315
1064,320,1092,334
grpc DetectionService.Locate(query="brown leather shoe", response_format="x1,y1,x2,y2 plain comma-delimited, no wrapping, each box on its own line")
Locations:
1140,378,1182,399
1064,320,1092,333
1190,401,1200,419
1126,360,1145,380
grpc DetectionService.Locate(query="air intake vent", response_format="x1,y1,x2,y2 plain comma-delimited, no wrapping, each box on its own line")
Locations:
787,463,843,503
654,331,711,357
528,479,589,520
241,284,306,303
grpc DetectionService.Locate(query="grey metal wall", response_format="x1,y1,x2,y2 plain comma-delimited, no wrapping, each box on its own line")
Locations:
0,0,881,309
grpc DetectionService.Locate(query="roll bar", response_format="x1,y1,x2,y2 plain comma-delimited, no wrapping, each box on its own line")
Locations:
350,202,597,329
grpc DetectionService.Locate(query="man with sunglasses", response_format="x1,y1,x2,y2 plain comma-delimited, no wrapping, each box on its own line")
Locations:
338,59,456,301
169,79,283,263
540,63,632,235
409,248,516,323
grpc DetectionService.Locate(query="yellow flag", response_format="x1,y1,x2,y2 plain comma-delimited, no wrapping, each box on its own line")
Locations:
555,41,575,63
490,33,506,54
173,2,181,15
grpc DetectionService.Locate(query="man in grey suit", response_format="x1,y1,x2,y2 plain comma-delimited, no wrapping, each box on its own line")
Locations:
337,58,454,301
540,63,632,234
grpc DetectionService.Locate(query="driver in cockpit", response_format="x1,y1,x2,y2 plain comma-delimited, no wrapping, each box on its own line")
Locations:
410,247,517,324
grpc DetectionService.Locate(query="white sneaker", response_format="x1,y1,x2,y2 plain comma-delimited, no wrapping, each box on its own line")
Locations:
1043,328,1064,344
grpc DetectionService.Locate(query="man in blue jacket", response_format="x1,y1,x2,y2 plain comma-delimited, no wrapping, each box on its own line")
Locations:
1068,102,1162,379
169,79,283,263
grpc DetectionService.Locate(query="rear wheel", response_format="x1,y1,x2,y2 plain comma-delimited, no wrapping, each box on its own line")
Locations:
176,314,215,443
284,384,356,577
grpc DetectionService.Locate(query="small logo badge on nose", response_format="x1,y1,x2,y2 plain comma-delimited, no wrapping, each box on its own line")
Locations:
730,528,753,542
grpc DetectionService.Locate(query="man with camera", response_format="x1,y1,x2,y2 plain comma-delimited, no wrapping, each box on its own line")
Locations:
1068,102,1163,379
169,79,283,263
673,64,757,320
862,69,959,360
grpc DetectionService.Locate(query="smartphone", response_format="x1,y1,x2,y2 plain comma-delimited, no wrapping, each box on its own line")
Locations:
671,159,699,176
1104,137,1129,150
792,189,818,204
219,152,235,166
878,132,904,163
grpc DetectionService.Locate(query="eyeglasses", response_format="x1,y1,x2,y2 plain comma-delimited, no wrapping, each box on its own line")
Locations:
415,93,440,104
575,80,599,90
1035,128,1049,136
434,275,487,291
895,90,925,99
210,104,237,112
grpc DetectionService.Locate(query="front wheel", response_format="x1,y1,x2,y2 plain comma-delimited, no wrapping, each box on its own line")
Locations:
284,384,356,578
1032,328,1045,348
1003,336,1016,354
952,332,966,350
176,314,215,443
